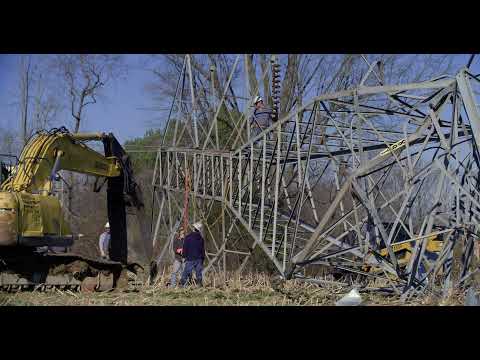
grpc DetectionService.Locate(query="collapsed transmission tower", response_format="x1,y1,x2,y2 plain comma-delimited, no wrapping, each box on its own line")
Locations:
150,54,480,298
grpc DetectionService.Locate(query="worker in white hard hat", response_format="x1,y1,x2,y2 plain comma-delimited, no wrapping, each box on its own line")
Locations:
250,95,276,139
179,221,205,287
99,222,111,260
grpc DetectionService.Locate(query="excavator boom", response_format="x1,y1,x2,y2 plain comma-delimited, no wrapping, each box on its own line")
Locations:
2,130,121,194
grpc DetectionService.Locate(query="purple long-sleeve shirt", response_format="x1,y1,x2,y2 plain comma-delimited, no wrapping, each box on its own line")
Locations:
182,231,205,261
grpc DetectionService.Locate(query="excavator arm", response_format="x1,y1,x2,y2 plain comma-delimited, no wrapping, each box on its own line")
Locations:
1,129,121,194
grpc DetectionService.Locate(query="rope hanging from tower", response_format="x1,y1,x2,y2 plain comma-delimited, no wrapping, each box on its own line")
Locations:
181,167,191,231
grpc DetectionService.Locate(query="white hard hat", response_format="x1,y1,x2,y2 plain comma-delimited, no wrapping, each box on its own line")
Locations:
105,222,110,228
254,96,263,104
192,222,203,231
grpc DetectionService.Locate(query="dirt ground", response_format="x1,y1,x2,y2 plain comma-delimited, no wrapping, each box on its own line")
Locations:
0,271,466,306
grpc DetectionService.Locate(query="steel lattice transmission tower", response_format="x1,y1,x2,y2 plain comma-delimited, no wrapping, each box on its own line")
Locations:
150,54,480,298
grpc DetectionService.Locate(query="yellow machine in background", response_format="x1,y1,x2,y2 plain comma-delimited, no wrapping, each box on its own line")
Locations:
364,231,444,275
379,234,443,262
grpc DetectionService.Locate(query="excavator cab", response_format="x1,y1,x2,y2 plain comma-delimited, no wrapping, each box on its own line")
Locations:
0,156,16,185
0,162,8,184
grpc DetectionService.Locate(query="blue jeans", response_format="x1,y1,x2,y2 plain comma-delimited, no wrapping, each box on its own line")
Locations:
180,259,203,286
170,259,184,287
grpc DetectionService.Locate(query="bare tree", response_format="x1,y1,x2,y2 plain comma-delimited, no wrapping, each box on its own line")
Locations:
14,55,64,145
50,54,126,133
18,55,32,146
0,127,19,156
35,55,127,232
29,70,62,134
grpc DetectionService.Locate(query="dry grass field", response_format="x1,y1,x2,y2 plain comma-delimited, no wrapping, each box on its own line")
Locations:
0,268,467,306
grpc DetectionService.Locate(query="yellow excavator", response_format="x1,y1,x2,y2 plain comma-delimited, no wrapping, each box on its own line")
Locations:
0,127,150,291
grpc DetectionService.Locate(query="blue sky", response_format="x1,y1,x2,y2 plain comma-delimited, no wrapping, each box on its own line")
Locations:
0,54,161,145
1,54,478,150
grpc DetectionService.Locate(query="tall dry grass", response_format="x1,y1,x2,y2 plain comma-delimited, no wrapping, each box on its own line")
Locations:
0,266,469,306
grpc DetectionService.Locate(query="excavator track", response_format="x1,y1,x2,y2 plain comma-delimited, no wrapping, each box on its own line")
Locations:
0,249,142,293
